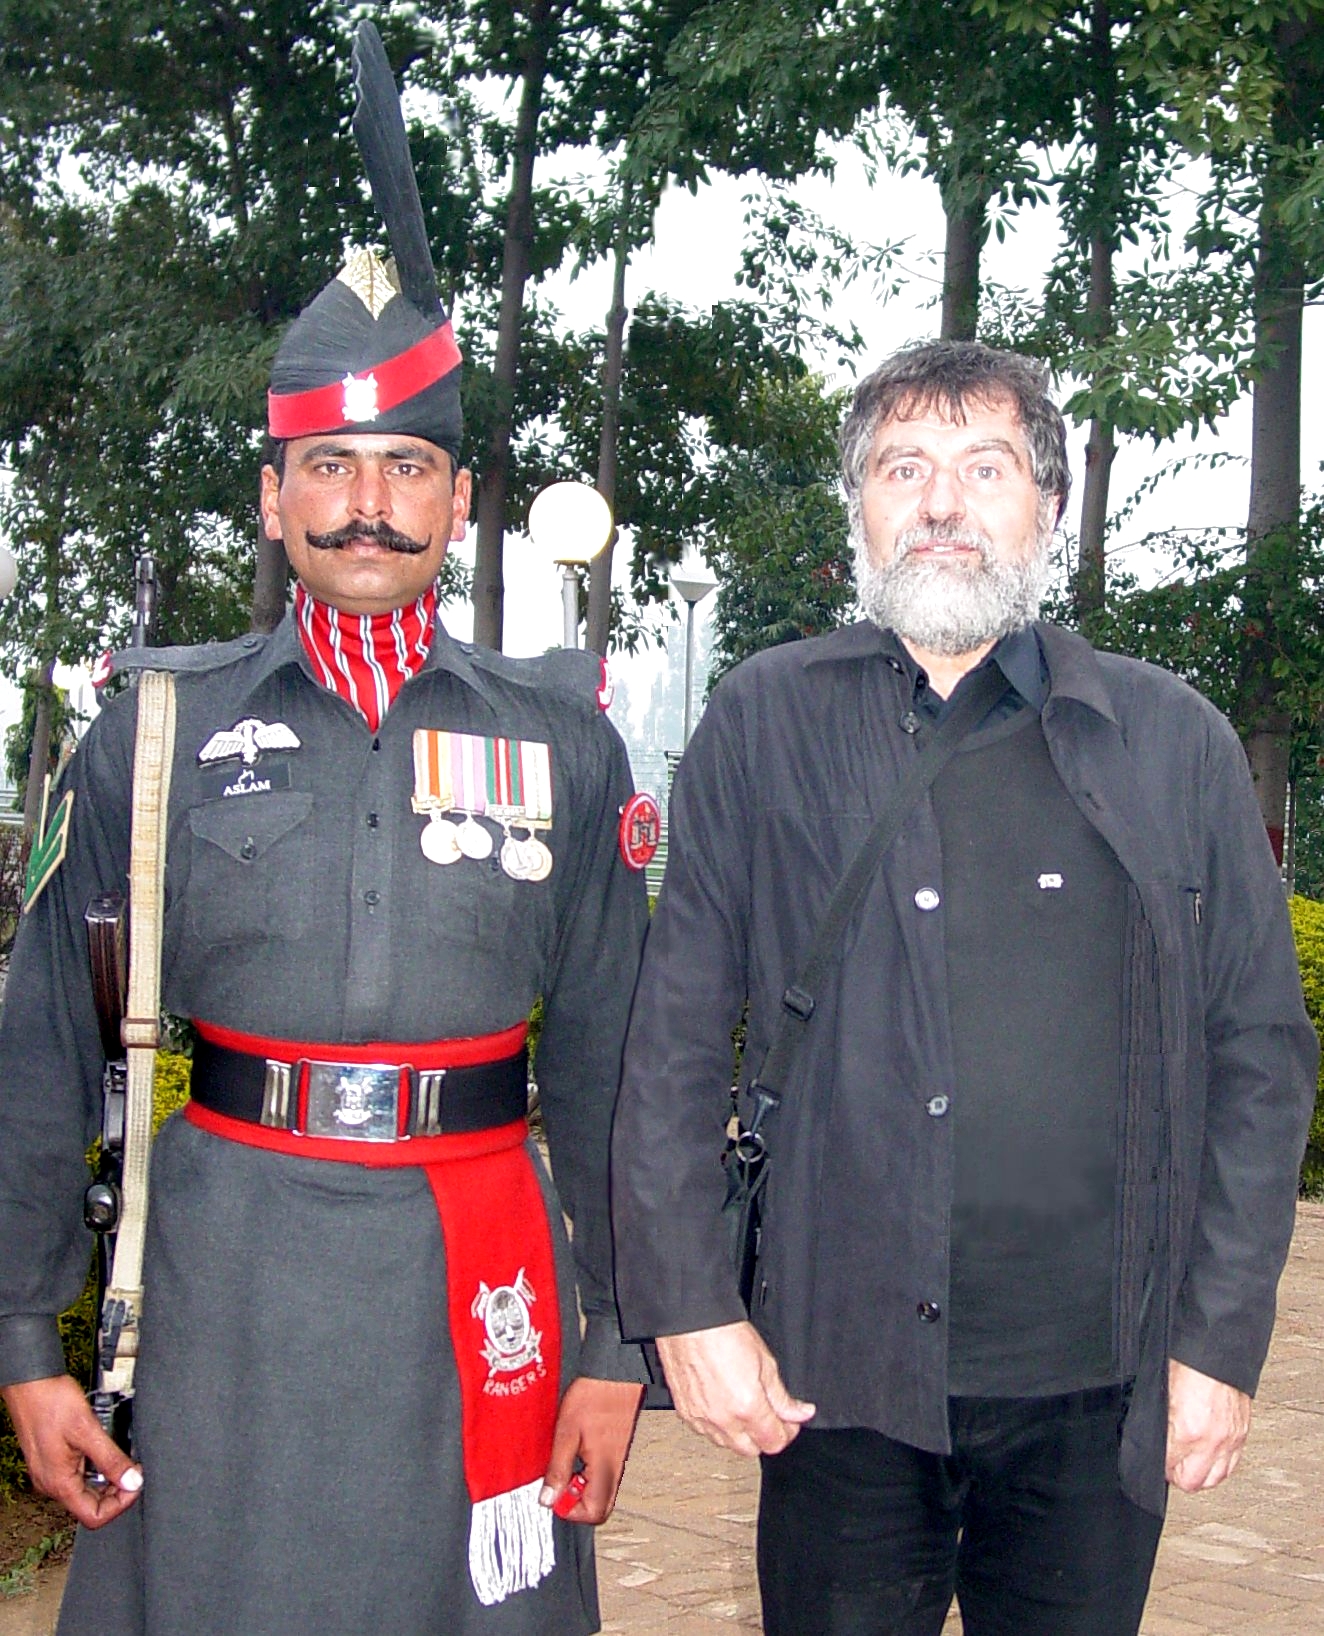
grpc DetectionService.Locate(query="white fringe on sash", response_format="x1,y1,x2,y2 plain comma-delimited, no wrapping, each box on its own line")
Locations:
468,1480,555,1605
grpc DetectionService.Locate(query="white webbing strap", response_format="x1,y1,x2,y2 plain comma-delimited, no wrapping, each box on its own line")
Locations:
102,668,176,1397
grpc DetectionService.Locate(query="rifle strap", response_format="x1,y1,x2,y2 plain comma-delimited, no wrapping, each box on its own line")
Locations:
103,669,176,1397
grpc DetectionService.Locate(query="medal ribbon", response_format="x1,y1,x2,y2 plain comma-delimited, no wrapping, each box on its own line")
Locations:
413,732,553,825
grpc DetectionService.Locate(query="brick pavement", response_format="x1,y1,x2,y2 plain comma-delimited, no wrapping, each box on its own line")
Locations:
5,1203,1321,1634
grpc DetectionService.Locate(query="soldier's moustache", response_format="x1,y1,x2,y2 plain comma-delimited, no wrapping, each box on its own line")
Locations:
305,520,431,555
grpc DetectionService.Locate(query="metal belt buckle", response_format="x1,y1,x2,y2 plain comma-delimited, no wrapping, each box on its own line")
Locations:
302,1060,403,1142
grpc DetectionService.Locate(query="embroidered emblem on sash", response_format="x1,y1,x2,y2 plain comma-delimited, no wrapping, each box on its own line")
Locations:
471,1270,546,1390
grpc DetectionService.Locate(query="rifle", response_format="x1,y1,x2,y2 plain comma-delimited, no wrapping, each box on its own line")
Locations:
83,892,134,1481
79,550,160,1485
132,555,157,650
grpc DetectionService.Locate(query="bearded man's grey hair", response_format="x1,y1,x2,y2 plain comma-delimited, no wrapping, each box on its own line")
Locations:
839,341,1070,528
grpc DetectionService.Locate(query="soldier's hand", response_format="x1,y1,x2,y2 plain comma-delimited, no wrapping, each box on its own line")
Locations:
540,1377,644,1525
1,1373,143,1528
658,1321,815,1458
1165,1357,1252,1493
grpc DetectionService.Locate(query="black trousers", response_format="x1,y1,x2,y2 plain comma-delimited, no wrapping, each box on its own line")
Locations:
758,1386,1163,1636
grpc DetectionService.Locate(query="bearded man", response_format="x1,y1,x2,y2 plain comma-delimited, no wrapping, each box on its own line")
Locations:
611,340,1316,1635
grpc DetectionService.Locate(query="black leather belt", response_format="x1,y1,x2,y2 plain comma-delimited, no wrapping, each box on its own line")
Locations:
190,1035,529,1142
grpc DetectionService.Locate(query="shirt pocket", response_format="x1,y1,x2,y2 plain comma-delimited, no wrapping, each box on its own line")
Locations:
185,792,316,947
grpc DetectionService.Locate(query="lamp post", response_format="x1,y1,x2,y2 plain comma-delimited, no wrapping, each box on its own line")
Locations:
0,543,16,601
527,482,614,649
671,558,717,745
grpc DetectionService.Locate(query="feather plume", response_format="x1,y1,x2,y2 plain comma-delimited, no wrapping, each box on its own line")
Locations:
351,22,443,317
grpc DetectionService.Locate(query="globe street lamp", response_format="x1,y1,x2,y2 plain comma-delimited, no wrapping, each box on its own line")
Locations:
527,482,614,649
671,556,717,745
0,543,16,601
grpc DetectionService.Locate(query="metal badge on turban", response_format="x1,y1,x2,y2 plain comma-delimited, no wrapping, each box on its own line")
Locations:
267,22,462,456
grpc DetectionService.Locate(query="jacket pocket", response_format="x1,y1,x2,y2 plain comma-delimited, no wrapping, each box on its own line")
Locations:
185,792,316,947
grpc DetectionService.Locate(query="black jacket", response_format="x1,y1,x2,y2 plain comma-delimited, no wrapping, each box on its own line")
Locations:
612,620,1317,1514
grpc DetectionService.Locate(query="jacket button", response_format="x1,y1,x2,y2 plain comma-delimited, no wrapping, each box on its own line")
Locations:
917,1301,941,1323
926,1095,949,1117
900,710,921,735
364,889,380,907
240,838,256,861
914,887,941,911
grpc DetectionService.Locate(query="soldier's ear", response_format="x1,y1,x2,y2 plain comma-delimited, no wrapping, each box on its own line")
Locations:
450,468,473,541
259,465,284,542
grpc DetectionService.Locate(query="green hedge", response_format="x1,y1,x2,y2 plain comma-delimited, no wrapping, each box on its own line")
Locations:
1289,896,1324,1196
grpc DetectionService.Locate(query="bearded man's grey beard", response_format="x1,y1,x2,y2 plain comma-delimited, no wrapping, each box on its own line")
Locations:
852,519,1052,656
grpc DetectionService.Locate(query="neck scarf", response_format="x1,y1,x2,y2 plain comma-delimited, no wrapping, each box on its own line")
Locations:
295,583,436,731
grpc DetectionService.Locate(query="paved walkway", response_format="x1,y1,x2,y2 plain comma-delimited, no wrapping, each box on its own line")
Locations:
6,1204,1322,1634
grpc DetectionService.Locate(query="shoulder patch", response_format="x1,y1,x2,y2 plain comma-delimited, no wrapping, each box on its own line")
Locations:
618,791,660,871
23,789,73,913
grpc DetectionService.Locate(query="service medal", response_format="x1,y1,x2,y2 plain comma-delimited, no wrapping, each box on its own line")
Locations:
520,836,554,882
456,813,494,860
420,812,463,865
499,835,532,880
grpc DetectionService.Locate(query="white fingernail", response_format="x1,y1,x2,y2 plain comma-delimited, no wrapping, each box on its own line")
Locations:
120,1467,143,1493
538,1485,556,1508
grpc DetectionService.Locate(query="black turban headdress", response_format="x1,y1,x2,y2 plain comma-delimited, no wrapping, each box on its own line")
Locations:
267,22,462,457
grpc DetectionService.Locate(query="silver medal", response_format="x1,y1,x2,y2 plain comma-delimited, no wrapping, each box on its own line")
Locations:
499,835,531,880
420,812,462,865
456,813,493,860
522,836,553,882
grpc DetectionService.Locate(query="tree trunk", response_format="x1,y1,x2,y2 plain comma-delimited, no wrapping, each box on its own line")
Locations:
1075,233,1115,619
586,193,633,657
939,192,984,341
1073,0,1118,624
22,659,56,837
250,534,288,633
1242,215,1303,861
471,0,555,652
1241,14,1311,860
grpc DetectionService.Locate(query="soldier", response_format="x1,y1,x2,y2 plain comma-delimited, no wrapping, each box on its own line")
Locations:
0,26,649,1635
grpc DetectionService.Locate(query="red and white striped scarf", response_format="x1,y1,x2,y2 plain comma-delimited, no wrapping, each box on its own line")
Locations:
295,583,436,731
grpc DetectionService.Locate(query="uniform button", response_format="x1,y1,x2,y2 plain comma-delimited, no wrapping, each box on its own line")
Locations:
917,1301,941,1323
926,1095,949,1117
371,738,381,752
363,889,380,907
900,710,921,735
366,812,379,829
914,887,941,911
242,635,260,650
240,838,256,861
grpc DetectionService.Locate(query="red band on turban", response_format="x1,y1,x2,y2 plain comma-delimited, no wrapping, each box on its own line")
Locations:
267,322,462,439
